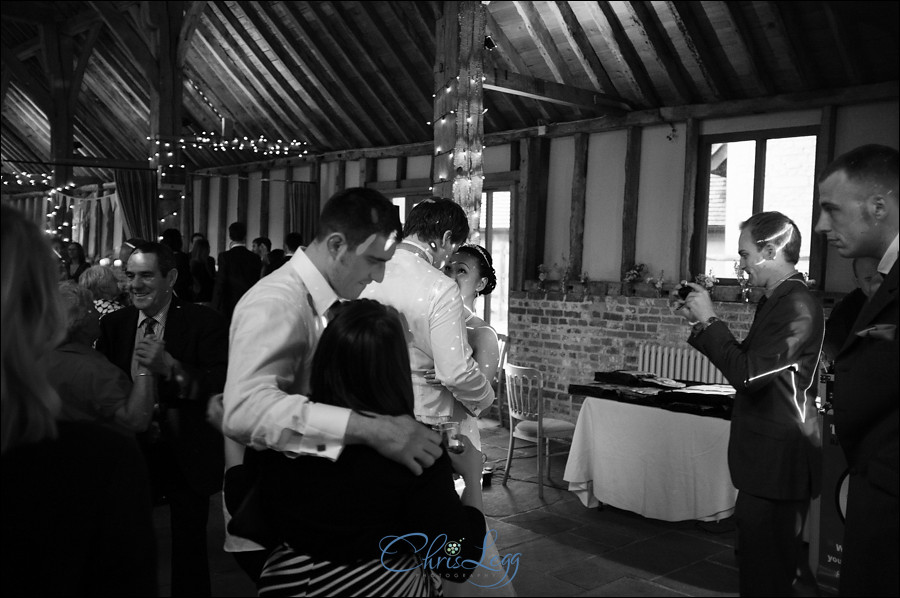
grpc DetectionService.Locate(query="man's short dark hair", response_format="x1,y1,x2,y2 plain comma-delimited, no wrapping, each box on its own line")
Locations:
131,241,176,275
740,211,802,265
228,222,248,242
818,144,899,194
161,228,184,252
253,237,271,252
284,232,304,252
403,197,469,245
314,188,402,249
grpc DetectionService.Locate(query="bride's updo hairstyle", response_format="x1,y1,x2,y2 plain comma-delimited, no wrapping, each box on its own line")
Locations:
457,244,497,296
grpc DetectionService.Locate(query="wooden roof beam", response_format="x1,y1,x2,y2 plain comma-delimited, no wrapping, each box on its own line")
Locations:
663,1,733,101
279,2,394,146
0,44,50,113
582,1,660,108
87,1,159,86
545,0,619,95
304,1,426,140
484,67,631,113
822,1,863,86
720,1,774,96
624,1,698,105
769,1,819,91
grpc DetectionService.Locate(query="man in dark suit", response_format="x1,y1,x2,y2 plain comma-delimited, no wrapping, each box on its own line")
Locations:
97,242,227,596
816,144,898,597
678,211,824,596
212,222,261,321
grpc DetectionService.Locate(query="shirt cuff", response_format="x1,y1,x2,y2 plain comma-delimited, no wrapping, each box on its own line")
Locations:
283,403,351,461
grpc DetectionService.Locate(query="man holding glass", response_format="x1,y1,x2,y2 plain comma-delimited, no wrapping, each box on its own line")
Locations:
676,211,824,596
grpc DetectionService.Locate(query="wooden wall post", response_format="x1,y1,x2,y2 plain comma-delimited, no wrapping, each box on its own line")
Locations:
620,126,642,280
568,133,589,279
513,136,551,290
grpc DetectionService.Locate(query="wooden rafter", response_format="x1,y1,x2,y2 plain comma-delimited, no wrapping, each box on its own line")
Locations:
663,1,732,101
176,1,207,68
232,0,352,148
484,68,630,112
304,1,424,142
254,0,372,147
623,1,697,105
545,0,618,95
769,1,818,91
582,0,660,108
0,44,50,113
279,1,393,146
720,1,774,96
822,1,863,86
68,22,103,110
511,0,572,85
88,1,159,87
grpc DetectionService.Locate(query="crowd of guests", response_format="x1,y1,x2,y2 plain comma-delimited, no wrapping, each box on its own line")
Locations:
1,143,896,598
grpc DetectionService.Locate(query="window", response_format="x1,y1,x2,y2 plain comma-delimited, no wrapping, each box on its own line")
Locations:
471,189,511,336
692,128,818,280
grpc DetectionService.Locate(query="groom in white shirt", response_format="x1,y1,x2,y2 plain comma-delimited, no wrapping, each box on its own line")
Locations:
362,198,495,449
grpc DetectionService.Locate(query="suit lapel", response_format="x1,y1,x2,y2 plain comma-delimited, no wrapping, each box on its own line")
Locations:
839,261,899,355
744,275,802,345
164,297,187,361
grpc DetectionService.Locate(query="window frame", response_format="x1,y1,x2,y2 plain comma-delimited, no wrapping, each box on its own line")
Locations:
690,125,820,283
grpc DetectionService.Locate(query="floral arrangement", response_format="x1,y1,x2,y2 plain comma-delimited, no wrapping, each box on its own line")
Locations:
645,270,666,294
694,270,718,290
623,263,647,284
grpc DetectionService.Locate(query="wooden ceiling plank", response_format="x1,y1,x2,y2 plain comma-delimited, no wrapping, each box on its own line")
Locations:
218,2,334,148
582,1,660,107
546,1,618,94
278,2,393,146
305,1,426,141
87,0,159,87
195,17,297,144
232,1,352,148
720,1,774,96
624,1,697,105
289,4,413,144
349,2,433,111
242,1,365,147
510,0,573,84
0,44,51,113
177,1,208,67
664,1,732,101
484,67,630,112
0,1,56,24
769,1,818,91
484,8,554,122
822,1,863,86
381,1,435,75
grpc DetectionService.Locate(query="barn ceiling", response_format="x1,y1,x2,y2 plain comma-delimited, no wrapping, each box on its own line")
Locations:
2,1,898,192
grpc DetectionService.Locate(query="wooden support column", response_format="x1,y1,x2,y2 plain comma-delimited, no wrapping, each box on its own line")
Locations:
283,165,294,241
259,169,270,237
198,175,210,238
433,1,486,236
620,126,642,280
237,174,249,226
513,136,551,291
680,118,698,280
568,133,588,279
335,161,346,193
360,157,377,187
217,175,229,254
181,173,194,238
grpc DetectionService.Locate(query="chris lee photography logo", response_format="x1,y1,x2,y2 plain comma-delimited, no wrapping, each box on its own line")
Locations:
379,529,520,589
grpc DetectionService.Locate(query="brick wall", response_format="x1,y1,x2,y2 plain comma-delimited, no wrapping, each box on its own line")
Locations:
496,289,758,424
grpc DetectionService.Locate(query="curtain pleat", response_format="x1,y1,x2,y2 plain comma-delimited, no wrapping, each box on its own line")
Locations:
114,170,157,241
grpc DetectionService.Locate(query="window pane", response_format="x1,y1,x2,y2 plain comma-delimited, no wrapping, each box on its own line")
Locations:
762,136,817,276
391,197,406,225
705,141,756,279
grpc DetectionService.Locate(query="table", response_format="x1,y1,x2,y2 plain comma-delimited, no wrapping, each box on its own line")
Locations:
563,394,737,522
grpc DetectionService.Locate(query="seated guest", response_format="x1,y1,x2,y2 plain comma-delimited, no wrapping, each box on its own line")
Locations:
48,281,155,434
0,204,157,596
190,237,216,304
256,299,487,596
79,264,126,317
66,241,90,282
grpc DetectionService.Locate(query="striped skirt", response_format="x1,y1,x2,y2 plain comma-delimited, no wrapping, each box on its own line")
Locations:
257,543,443,597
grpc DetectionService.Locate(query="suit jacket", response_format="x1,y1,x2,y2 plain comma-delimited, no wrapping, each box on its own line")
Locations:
212,245,261,319
834,261,899,479
96,297,228,495
690,274,824,501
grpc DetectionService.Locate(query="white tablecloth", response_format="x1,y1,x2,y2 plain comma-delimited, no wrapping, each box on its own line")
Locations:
563,396,737,522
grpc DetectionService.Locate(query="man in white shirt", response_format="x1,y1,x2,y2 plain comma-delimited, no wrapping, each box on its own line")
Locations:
362,198,495,449
815,144,898,597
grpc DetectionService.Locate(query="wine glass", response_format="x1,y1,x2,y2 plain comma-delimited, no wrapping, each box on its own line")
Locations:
734,261,750,303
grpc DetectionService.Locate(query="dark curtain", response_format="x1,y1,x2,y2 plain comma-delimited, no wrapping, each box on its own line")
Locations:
288,181,319,246
114,170,158,241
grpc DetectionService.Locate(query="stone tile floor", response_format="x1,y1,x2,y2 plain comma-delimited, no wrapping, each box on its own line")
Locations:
154,419,825,597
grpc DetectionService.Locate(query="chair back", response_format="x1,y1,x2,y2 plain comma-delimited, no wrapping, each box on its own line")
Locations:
494,334,509,391
504,363,544,424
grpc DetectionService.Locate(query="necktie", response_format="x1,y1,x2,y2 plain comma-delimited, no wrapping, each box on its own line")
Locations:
144,317,157,337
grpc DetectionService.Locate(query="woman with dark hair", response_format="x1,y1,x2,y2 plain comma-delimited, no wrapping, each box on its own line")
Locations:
190,237,216,304
255,299,487,596
66,241,89,282
0,205,157,596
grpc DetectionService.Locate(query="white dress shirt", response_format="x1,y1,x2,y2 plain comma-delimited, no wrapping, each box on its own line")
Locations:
878,233,899,275
362,244,495,427
222,250,350,458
